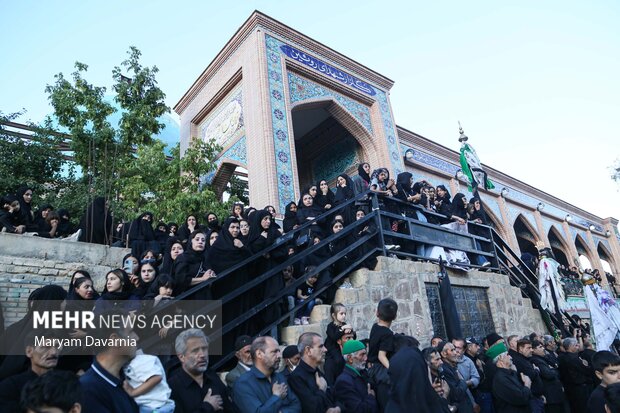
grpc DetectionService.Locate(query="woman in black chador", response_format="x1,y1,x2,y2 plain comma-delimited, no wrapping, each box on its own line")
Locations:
127,212,159,258
78,197,113,244
15,186,37,232
314,180,336,212
334,173,356,224
296,192,325,237
247,209,287,327
282,202,298,233
172,230,214,299
209,218,252,333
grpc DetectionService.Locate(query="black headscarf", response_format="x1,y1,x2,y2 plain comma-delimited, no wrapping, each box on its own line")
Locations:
247,210,281,252
451,193,468,220
396,172,414,197
64,276,98,311
177,214,200,242
282,202,298,233
297,185,316,210
204,212,221,231
334,173,355,204
435,185,452,218
469,197,489,225
357,163,371,184
208,217,252,274
78,197,113,244
128,212,156,242
314,180,336,209
100,269,133,301
56,208,75,236
162,237,184,275
172,231,211,296
15,185,35,230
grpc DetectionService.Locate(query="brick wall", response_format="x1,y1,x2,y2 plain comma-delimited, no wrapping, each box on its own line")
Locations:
0,233,129,327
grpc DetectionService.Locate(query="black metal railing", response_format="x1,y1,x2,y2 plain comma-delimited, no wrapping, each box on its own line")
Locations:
141,190,570,368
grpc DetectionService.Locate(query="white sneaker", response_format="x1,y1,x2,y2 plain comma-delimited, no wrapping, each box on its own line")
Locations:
294,318,301,325
386,244,401,251
482,261,491,267
302,317,310,325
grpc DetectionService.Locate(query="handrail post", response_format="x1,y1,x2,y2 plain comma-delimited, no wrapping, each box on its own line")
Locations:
371,193,387,256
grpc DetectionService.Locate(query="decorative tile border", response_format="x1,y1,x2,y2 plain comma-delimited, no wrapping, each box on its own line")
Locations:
311,135,360,183
266,34,404,210
374,89,403,176
287,72,373,134
266,35,296,212
280,44,377,96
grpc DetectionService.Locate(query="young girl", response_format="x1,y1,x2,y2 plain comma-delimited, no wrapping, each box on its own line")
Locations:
94,269,140,314
324,303,353,354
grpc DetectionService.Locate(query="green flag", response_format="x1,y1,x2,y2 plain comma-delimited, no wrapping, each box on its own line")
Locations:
459,142,495,192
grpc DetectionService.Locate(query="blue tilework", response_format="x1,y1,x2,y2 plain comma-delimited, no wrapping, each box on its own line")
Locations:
311,135,360,183
287,72,373,134
400,143,460,175
374,88,403,175
280,44,376,96
266,35,296,212
202,136,247,185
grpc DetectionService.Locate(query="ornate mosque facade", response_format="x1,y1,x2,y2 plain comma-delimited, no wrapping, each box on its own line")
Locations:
175,11,620,311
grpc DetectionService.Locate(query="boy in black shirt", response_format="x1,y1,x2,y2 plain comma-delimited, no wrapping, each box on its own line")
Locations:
367,298,398,411
588,351,620,413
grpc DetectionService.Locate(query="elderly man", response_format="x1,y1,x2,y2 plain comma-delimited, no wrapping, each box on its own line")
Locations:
226,335,253,389
233,336,300,413
542,335,559,367
288,332,342,413
333,340,378,413
0,331,59,413
453,337,480,410
558,337,593,413
488,342,532,413
168,329,236,413
439,341,474,413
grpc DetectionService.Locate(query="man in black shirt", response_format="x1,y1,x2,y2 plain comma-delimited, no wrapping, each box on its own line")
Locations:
530,339,566,413
588,351,620,413
512,339,544,413
559,337,593,413
488,342,532,413
288,332,341,413
168,329,237,412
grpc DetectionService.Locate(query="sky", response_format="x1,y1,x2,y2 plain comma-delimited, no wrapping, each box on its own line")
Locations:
1,0,619,220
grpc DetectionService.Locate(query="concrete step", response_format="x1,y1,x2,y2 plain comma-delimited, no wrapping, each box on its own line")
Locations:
280,323,323,346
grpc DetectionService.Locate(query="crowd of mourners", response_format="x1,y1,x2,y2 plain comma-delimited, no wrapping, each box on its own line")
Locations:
2,294,620,413
2,163,619,412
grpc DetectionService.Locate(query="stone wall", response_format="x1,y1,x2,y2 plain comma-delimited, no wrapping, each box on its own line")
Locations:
281,256,546,347
0,233,129,327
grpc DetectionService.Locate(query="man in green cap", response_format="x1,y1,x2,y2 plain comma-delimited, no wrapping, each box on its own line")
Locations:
487,342,533,413
333,340,378,413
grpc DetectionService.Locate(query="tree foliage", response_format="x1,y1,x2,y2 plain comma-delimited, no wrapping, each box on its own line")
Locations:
612,159,620,185
3,47,238,226
114,138,235,224
0,111,66,196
